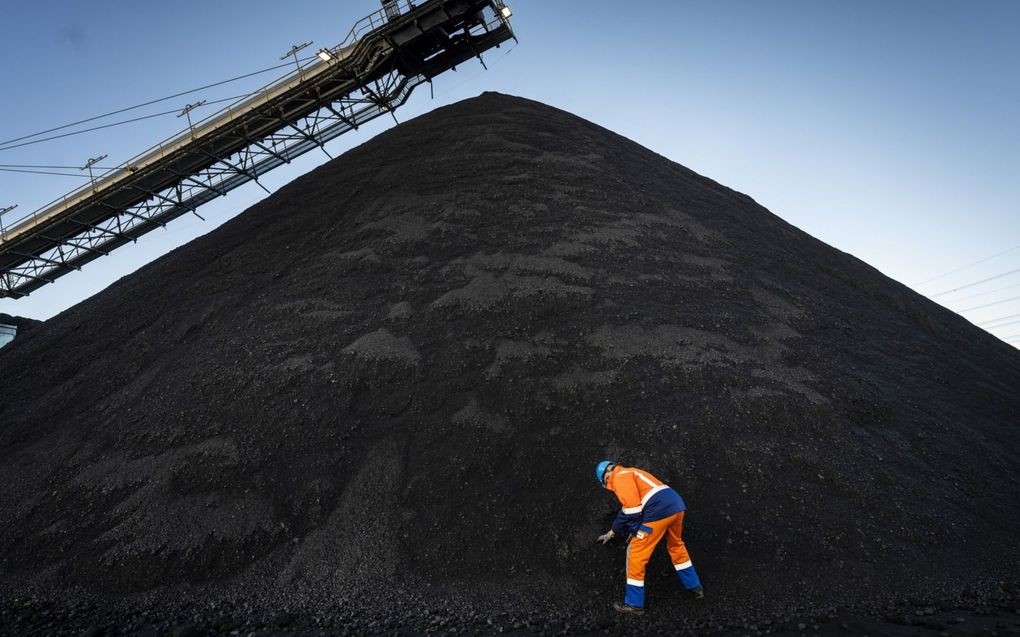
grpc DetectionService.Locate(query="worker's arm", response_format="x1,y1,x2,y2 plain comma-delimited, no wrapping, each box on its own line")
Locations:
596,513,640,543
611,510,642,536
610,472,643,536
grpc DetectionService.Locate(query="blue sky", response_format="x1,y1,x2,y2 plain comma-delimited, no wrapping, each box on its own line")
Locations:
1,0,1018,345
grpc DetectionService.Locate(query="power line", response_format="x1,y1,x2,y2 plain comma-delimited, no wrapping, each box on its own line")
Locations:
0,94,251,153
0,167,90,178
0,109,179,151
945,280,1020,303
916,245,1020,286
982,317,1020,330
0,58,312,148
434,41,518,99
979,312,1020,327
959,294,1020,313
931,267,1020,298
0,164,117,170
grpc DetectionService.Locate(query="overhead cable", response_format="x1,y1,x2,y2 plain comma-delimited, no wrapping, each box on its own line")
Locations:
982,317,1020,330
0,94,251,153
0,164,118,170
958,295,1020,313
946,281,1020,303
0,168,91,178
0,58,312,148
931,267,1020,298
979,312,1020,327
916,245,1020,286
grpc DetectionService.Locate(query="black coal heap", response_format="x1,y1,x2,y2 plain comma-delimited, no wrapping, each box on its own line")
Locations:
1,93,1018,628
0,313,40,334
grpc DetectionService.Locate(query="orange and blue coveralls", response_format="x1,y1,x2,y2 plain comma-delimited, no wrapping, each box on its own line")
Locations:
606,466,701,608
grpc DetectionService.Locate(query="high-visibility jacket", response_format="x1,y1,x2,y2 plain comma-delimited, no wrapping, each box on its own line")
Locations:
606,466,685,536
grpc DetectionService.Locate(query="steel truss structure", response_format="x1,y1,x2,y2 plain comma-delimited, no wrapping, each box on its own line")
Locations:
0,0,514,298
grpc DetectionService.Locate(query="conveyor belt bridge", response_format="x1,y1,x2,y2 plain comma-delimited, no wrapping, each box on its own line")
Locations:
0,0,514,298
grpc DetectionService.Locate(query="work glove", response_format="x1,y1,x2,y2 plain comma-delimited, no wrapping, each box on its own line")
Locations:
596,530,615,544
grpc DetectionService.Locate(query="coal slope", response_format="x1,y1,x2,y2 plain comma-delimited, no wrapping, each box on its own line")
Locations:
1,92,1018,627
0,313,41,334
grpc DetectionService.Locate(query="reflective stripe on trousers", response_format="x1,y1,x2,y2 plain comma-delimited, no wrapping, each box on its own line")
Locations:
623,510,701,608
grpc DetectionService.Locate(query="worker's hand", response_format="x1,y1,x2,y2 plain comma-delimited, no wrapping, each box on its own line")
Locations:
596,530,615,544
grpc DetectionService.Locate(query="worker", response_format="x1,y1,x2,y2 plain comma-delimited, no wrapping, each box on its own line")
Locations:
595,460,703,614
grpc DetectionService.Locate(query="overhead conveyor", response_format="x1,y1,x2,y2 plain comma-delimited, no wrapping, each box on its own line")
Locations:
0,0,515,298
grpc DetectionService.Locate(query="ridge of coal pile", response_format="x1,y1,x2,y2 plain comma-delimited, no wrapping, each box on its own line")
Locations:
1,92,1018,632
0,313,41,334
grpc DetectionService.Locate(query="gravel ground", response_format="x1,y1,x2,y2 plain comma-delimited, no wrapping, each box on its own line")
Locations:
0,93,1018,635
2,584,1019,636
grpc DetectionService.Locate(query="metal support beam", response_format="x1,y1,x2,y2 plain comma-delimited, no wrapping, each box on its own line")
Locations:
10,250,77,270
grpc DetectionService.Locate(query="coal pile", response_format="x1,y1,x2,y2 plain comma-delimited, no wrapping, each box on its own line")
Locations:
0,313,40,334
1,92,1018,633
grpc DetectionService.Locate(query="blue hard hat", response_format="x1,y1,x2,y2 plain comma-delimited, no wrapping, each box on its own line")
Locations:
595,460,615,485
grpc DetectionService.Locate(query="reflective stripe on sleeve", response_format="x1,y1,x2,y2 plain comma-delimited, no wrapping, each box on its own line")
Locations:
622,505,642,514
674,560,693,570
626,578,644,587
634,471,659,488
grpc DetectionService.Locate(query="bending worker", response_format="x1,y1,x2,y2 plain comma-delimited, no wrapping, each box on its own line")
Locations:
595,460,703,614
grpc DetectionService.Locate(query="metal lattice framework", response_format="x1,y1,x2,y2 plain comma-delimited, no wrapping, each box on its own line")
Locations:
0,0,515,298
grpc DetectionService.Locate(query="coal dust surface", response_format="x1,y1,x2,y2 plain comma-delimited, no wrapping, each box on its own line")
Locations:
1,93,1018,635
0,313,40,334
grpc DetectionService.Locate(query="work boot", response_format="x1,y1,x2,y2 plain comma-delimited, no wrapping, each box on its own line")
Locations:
690,585,705,599
613,601,645,615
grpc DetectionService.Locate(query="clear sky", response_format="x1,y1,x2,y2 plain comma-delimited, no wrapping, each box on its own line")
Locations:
1,0,1018,346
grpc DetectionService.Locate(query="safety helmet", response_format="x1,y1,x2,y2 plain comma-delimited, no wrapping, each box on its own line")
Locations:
595,460,615,485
